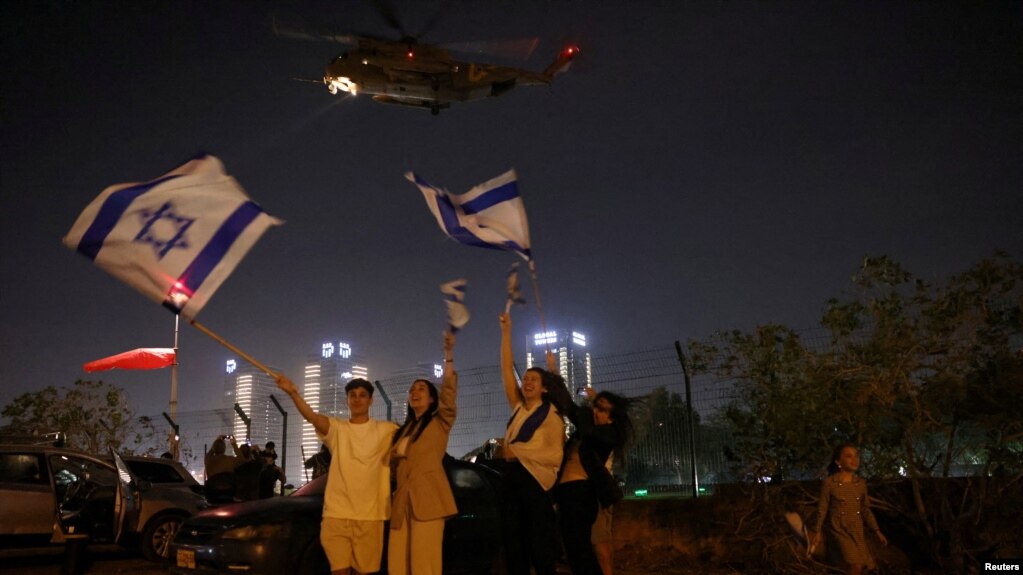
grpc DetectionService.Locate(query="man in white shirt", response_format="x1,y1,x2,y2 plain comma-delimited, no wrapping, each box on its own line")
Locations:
277,375,397,575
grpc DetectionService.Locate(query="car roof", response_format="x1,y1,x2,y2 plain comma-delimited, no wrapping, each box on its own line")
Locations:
1,445,195,481
1,443,112,461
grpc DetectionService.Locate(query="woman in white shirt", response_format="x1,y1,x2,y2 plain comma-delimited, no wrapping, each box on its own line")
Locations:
498,312,571,575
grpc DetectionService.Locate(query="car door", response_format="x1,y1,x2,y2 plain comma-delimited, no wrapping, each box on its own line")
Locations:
49,453,119,542
0,451,52,538
109,449,139,544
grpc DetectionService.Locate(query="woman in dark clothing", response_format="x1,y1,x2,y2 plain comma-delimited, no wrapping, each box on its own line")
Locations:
553,388,633,575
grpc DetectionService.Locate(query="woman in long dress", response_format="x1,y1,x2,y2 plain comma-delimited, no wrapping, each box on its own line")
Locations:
813,443,888,574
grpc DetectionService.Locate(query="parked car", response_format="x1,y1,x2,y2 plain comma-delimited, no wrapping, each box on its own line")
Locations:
170,455,503,575
0,444,207,561
109,455,204,496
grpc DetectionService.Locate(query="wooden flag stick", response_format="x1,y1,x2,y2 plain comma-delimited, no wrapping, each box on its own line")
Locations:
190,319,277,378
527,259,550,354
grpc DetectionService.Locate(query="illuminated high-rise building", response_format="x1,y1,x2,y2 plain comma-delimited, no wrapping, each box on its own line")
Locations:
298,340,369,483
222,359,284,448
526,328,592,395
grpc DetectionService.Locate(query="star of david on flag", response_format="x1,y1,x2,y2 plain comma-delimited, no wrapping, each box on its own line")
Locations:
407,170,531,261
440,278,470,332
63,154,283,319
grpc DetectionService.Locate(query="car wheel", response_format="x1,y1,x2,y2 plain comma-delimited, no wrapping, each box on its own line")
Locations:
141,513,186,561
297,541,330,575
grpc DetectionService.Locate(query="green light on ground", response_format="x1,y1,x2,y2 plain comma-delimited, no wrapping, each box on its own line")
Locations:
634,488,648,497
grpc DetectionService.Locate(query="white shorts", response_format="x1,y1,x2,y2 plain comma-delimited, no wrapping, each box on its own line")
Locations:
320,517,385,573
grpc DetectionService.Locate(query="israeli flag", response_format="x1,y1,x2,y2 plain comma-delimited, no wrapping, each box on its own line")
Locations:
407,170,531,261
505,261,527,312
63,154,283,319
440,278,470,332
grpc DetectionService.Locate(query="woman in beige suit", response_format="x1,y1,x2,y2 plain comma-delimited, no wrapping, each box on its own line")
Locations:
387,331,458,575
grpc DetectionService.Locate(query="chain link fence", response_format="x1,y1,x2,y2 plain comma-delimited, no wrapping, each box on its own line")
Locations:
149,344,741,497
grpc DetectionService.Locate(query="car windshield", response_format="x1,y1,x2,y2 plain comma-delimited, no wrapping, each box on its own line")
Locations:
291,474,326,497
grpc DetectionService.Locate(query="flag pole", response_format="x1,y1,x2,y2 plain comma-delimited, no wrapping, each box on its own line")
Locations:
189,319,277,378
527,259,550,354
170,314,180,459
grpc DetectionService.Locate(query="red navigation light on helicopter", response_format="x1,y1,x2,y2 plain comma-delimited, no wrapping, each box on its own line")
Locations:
407,50,415,59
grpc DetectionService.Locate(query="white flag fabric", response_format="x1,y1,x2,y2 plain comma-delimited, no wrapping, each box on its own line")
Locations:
407,170,531,261
63,154,283,319
440,278,470,331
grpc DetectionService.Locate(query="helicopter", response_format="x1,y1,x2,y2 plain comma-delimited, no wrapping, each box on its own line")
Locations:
275,15,579,115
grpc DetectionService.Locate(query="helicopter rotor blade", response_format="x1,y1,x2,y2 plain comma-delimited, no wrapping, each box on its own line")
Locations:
415,5,446,42
438,38,540,62
372,0,407,37
272,14,360,45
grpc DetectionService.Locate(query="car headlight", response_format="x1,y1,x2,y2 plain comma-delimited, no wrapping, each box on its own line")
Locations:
221,523,288,541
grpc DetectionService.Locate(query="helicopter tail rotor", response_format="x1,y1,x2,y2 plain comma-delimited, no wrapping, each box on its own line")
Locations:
542,45,579,80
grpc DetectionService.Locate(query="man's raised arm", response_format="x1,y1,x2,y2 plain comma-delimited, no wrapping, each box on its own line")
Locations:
276,373,329,435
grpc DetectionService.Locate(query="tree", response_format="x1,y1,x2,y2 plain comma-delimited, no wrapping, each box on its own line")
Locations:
689,325,836,482
1,379,159,455
690,252,1023,568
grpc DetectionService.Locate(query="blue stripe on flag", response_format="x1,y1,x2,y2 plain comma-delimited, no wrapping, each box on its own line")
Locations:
77,175,181,260
430,188,499,251
410,172,530,258
172,201,264,300
461,180,518,215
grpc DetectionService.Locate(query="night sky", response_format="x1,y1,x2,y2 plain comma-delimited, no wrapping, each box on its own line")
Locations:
2,1,1021,419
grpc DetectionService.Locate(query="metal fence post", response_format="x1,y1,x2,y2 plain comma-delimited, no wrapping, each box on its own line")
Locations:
233,403,251,442
269,394,287,490
675,340,699,498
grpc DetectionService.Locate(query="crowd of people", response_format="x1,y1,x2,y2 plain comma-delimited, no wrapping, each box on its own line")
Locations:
266,310,633,575
196,307,888,575
202,435,286,503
